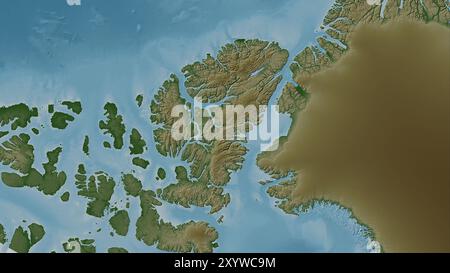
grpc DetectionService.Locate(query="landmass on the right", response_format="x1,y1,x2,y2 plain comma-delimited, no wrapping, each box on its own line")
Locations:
257,0,450,252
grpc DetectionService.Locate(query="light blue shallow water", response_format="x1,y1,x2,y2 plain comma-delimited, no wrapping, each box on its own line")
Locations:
0,0,372,252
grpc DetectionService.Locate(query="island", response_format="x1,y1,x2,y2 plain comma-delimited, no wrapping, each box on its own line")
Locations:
122,173,143,197
60,191,70,202
160,166,230,214
82,135,89,156
63,238,96,253
9,223,45,253
61,100,82,115
99,102,126,150
135,94,144,108
50,112,75,129
75,164,115,218
0,133,34,174
2,146,66,196
156,167,166,180
108,247,128,253
149,39,288,213
0,103,38,131
132,157,150,169
0,224,6,245
136,190,218,253
109,210,130,236
129,128,147,155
